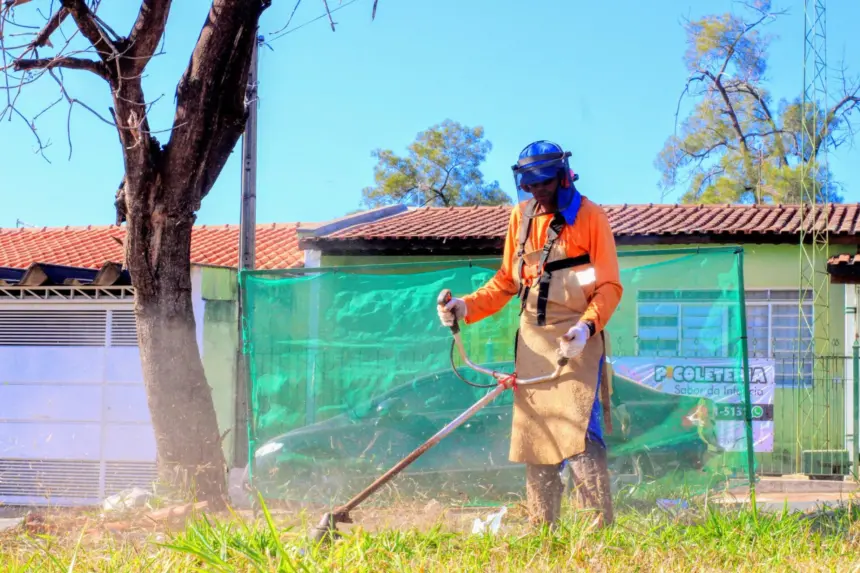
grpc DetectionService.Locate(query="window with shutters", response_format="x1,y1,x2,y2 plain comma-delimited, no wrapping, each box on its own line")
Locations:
110,309,138,346
0,309,107,346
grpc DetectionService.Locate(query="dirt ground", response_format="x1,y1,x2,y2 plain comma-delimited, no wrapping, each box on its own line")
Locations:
2,475,857,545
0,496,526,545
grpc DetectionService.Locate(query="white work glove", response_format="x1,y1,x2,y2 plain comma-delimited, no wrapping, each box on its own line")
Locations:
438,297,467,327
558,322,591,359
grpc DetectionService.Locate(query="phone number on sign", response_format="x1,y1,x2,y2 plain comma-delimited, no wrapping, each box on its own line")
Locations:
714,404,773,422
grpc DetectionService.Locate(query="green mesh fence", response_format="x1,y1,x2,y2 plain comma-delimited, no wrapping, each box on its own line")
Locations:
241,247,756,513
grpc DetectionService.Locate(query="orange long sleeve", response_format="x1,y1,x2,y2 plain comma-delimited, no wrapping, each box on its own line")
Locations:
461,197,623,333
578,202,623,334
462,208,521,324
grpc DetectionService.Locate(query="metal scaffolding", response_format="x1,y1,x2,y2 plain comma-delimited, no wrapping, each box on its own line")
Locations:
797,0,832,472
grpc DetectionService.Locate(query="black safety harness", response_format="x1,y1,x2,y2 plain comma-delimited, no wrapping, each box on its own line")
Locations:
515,199,591,327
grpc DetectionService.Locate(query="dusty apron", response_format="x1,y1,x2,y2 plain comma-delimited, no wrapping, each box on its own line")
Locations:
510,201,614,526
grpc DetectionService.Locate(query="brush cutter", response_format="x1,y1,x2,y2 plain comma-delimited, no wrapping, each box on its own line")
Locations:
308,289,569,544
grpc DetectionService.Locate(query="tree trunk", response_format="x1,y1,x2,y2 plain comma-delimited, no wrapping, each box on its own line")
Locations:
126,180,227,509
106,0,267,508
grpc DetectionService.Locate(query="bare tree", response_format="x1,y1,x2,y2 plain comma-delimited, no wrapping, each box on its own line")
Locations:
0,0,378,508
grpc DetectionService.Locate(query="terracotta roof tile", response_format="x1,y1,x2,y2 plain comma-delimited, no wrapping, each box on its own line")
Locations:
0,223,305,270
324,205,510,240
827,252,860,283
316,203,860,243
828,253,860,267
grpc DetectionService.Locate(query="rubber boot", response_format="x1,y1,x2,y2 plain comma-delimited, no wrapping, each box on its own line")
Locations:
525,463,564,528
568,440,614,528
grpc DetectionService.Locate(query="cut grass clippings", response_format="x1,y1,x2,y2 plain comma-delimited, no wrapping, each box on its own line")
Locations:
2,499,860,572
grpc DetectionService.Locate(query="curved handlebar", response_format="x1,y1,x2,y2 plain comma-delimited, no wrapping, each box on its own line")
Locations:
437,289,568,387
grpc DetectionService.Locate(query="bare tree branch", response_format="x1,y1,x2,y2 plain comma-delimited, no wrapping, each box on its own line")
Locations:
163,0,267,209
60,0,117,64
322,0,335,31
434,166,455,206
31,8,68,48
744,129,789,139
32,95,62,123
702,69,751,155
271,0,303,35
727,81,789,166
667,73,707,192
126,0,172,74
686,140,732,161
817,86,860,155
9,104,51,161
15,55,108,79
696,164,727,196
396,186,420,205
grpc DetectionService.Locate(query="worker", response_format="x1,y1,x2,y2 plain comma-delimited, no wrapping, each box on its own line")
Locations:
437,140,623,529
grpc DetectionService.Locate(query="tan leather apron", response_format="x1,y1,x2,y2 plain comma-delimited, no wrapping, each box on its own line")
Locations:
510,202,613,466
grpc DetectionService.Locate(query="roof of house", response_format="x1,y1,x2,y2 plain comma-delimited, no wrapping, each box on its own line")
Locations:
829,253,860,266
827,252,860,284
0,222,308,270
300,203,860,254
0,262,132,288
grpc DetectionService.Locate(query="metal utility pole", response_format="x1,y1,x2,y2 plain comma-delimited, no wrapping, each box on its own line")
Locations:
235,35,261,468
239,37,260,272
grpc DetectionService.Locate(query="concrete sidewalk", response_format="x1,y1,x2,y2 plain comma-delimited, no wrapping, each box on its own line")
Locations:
0,518,22,531
712,476,859,512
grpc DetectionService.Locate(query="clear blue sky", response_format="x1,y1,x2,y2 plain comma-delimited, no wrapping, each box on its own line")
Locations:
1,0,858,228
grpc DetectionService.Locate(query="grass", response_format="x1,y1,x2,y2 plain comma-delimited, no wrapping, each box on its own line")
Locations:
2,494,860,572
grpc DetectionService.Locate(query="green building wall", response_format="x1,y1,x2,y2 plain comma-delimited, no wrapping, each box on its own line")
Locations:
199,266,240,464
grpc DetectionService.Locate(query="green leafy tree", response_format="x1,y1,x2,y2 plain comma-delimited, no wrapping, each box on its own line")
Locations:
361,119,511,208
657,1,858,204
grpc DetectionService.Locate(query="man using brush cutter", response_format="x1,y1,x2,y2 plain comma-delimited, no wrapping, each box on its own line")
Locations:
438,140,623,528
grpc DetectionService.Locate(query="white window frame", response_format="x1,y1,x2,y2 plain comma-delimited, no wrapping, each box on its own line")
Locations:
635,288,814,386
743,288,814,387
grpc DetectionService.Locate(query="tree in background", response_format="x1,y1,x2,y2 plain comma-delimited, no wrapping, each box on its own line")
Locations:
656,1,858,204
0,0,379,508
361,119,511,208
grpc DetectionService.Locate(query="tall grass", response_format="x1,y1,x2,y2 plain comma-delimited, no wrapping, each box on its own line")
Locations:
2,499,860,572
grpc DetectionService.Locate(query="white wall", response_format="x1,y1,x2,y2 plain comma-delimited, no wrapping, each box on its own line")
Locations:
191,266,205,356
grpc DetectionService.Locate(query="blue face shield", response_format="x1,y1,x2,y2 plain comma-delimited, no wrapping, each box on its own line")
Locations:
512,143,581,222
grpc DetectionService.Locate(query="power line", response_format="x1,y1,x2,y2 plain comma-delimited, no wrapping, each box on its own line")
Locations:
268,0,363,43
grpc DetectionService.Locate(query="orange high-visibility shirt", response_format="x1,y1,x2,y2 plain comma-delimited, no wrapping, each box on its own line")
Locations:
463,196,623,334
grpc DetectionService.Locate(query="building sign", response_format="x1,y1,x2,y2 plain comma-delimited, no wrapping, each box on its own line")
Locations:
610,357,776,453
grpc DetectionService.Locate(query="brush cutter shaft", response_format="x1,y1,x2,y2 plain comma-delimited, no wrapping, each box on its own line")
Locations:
336,382,507,516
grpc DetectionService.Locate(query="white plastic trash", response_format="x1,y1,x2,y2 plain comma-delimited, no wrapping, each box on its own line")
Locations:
471,505,507,535
103,487,153,512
